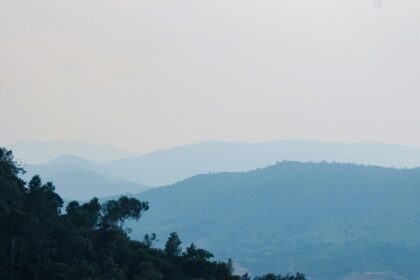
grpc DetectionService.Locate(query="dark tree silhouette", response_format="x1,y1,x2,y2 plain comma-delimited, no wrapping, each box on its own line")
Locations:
100,195,149,231
165,232,182,257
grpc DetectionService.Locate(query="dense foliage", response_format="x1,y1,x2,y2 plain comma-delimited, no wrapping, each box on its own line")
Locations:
0,148,305,280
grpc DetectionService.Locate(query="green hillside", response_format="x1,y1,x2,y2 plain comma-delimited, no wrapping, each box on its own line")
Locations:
131,162,420,279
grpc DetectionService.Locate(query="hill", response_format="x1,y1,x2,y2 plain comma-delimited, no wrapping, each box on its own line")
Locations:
129,162,420,279
18,140,420,199
101,140,420,186
22,156,149,200
47,169,149,201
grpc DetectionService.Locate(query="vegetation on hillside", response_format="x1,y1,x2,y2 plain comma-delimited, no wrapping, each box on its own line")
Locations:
130,161,420,279
0,147,305,280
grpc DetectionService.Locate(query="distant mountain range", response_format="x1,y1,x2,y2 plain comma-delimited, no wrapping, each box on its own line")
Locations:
97,140,420,186
13,140,420,200
128,162,420,280
46,169,149,201
9,141,137,164
21,156,148,201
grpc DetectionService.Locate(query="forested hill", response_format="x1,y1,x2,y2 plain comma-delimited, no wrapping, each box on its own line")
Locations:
20,140,420,200
0,147,304,280
130,162,420,280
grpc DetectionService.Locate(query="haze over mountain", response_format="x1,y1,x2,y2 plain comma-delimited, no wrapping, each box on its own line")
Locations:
99,140,420,186
46,169,149,201
9,141,137,164
128,162,420,280
18,140,420,200
22,157,148,200
3,1,420,152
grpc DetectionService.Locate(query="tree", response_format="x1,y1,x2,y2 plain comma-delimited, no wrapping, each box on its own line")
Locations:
143,233,158,248
100,196,149,231
184,243,214,261
66,198,101,230
0,148,26,279
165,232,182,257
0,148,24,179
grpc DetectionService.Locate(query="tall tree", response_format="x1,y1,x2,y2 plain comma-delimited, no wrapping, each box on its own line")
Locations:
165,232,182,257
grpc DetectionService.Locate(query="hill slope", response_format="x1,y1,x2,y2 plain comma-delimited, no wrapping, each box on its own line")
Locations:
129,162,420,280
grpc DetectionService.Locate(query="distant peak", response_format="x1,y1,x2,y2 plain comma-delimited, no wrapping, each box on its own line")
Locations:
44,154,96,166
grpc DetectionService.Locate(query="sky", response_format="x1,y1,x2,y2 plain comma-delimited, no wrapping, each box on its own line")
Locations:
1,0,420,154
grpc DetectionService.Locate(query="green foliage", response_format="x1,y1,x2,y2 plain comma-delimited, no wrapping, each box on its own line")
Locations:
0,148,302,280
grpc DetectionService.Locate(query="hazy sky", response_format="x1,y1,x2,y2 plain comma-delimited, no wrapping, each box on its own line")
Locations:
1,0,420,153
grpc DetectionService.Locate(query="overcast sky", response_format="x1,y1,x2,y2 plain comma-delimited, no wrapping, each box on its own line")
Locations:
1,0,420,153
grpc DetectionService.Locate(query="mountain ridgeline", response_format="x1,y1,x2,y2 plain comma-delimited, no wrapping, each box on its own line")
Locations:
0,147,304,280
17,140,420,200
129,161,420,280
9,141,137,164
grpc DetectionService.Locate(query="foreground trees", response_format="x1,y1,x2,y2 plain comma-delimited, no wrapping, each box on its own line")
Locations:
0,148,305,280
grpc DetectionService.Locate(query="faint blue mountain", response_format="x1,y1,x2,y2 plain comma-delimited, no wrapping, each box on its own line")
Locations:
18,140,420,199
100,140,420,186
47,169,149,201
22,155,148,200
9,140,137,164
